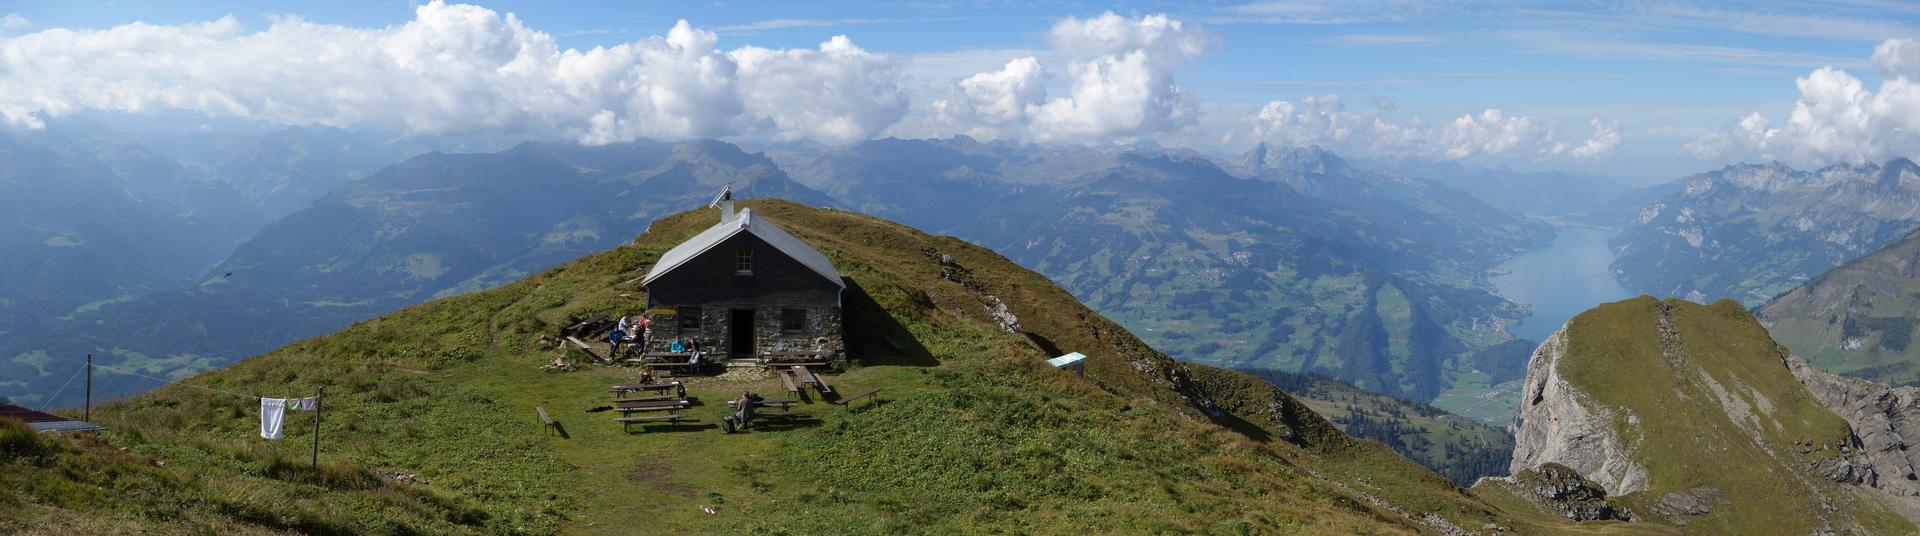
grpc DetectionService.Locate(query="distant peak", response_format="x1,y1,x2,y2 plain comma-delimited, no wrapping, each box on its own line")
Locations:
1237,143,1348,174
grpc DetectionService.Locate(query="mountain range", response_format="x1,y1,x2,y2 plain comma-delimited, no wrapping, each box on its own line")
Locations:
777,137,1548,402
1,139,832,404
1609,158,1920,305
5,133,1552,415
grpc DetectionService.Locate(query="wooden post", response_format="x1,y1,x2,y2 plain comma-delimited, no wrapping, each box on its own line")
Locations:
84,353,92,422
311,386,323,468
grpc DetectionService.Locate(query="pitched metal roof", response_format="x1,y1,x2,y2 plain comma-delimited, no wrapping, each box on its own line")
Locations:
0,402,104,432
642,208,844,288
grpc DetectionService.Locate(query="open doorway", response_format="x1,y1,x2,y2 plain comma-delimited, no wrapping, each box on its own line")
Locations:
729,308,756,358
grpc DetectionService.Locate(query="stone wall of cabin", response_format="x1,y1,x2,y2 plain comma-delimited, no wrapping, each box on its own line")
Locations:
638,304,843,362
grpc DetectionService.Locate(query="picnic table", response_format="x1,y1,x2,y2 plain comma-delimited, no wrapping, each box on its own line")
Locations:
563,313,609,337
642,351,697,362
611,394,680,404
726,398,798,409
609,381,683,395
789,366,833,395
723,393,808,433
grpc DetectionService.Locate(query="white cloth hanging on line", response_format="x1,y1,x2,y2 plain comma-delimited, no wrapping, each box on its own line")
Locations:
260,398,288,440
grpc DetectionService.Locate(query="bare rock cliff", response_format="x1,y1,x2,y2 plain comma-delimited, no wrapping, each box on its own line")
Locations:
1787,355,1920,498
1508,327,1650,495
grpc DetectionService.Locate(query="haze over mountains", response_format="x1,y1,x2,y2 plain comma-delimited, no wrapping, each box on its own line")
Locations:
16,113,1920,449
1610,158,1920,305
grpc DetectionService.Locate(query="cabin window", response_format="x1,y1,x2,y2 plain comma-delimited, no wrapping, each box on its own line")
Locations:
735,249,753,275
678,306,701,335
781,309,807,335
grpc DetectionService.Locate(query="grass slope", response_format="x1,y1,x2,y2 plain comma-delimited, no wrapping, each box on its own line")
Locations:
1235,368,1514,486
1548,297,1911,534
0,200,1598,534
1758,230,1920,386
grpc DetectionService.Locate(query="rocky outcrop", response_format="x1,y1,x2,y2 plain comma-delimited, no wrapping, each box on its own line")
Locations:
1787,355,1920,497
1477,462,1631,522
1509,327,1650,495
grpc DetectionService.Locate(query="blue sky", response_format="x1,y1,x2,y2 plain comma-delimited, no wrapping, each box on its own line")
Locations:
4,1,1918,182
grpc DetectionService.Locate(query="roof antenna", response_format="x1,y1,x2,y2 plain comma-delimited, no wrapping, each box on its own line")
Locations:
709,183,734,223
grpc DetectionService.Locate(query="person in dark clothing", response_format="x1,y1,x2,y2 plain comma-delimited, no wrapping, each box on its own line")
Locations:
607,327,626,357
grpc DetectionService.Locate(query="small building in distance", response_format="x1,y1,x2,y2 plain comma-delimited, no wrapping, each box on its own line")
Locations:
640,199,845,363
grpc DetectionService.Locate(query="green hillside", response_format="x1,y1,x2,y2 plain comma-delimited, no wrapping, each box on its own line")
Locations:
0,200,1599,534
1757,229,1920,386
1236,368,1513,486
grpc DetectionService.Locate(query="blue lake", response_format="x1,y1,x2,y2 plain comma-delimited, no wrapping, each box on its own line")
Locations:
1492,226,1638,342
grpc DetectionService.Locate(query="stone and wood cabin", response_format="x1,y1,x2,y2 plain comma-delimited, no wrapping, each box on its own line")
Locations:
639,200,845,363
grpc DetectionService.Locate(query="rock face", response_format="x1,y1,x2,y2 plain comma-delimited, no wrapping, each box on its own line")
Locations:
1478,462,1631,521
1509,328,1650,494
1787,355,1920,497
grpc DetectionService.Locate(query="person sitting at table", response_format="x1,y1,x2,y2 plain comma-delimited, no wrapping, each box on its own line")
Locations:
606,326,627,356
669,337,687,354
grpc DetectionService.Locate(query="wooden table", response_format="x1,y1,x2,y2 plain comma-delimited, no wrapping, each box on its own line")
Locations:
790,366,833,394
609,381,681,394
726,398,798,409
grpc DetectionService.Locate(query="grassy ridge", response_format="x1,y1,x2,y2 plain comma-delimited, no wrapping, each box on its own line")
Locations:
1552,297,1910,534
2,199,1587,534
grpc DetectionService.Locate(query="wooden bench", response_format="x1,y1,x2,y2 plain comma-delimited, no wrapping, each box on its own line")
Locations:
832,388,882,409
566,336,608,362
776,369,800,393
613,413,688,432
617,406,685,416
617,400,690,410
764,363,825,372
536,406,557,434
612,394,680,404
645,362,705,377
753,410,808,418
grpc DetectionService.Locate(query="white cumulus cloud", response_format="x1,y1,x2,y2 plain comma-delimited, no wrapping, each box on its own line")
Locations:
934,12,1212,143
0,1,907,143
730,35,908,142
1689,38,1920,165
0,13,28,33
1246,94,1620,161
